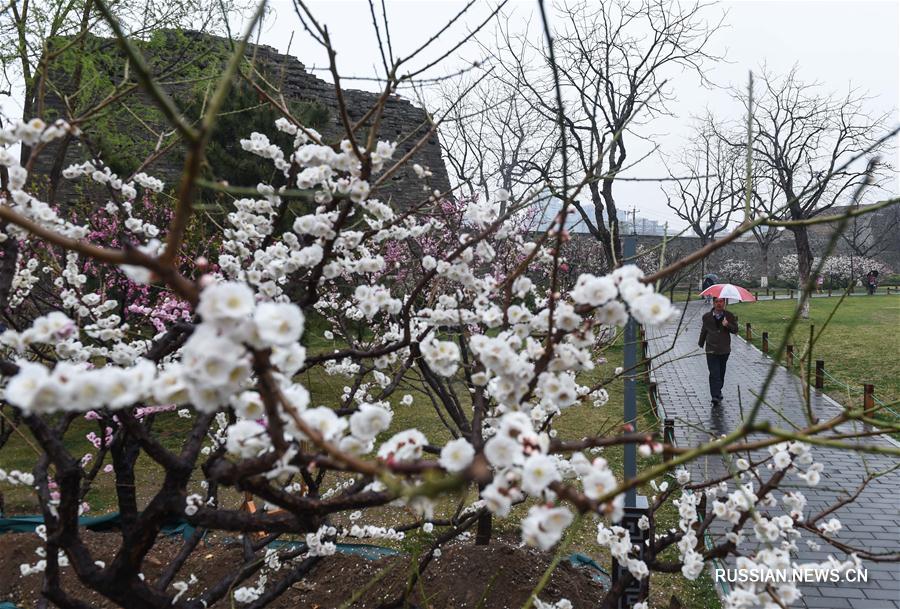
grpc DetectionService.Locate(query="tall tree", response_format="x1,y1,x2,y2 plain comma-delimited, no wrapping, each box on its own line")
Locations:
483,0,722,265
746,173,786,288
438,64,557,208
663,122,742,284
733,68,892,316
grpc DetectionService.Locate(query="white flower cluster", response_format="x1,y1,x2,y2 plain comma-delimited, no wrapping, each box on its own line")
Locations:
0,162,88,241
305,525,338,556
0,118,76,147
439,437,475,472
0,468,35,486
354,284,401,319
521,504,573,550
573,267,676,326
18,525,68,577
596,523,648,580
241,132,290,171
3,281,308,417
419,336,461,377
346,524,405,541
61,161,163,200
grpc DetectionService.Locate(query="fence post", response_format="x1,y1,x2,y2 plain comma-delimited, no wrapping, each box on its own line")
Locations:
786,344,794,367
773,290,777,299
863,384,875,418
789,289,794,299
765,287,770,297
762,332,769,354
815,360,825,389
663,418,675,462
745,322,752,341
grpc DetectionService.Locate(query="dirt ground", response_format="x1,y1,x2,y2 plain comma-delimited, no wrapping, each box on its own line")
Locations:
0,530,606,608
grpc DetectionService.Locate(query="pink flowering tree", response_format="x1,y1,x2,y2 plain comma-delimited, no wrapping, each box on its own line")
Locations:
0,3,897,609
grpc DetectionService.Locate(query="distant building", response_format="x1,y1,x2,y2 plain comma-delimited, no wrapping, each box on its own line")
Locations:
530,190,594,233
531,195,676,236
616,209,670,236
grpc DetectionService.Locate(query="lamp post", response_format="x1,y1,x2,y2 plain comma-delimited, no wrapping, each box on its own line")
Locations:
612,232,649,607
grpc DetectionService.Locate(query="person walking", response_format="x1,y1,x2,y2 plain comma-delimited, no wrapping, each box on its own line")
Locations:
702,274,715,305
866,270,878,295
698,297,738,406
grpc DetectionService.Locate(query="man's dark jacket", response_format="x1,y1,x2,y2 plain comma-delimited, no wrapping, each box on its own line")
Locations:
698,309,739,354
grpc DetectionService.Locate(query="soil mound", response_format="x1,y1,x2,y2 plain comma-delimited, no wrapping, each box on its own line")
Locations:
0,531,605,608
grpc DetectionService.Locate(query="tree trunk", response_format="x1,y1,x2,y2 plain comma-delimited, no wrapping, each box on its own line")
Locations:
588,181,615,265
759,243,769,288
698,236,709,290
475,512,493,545
791,226,814,319
600,142,625,265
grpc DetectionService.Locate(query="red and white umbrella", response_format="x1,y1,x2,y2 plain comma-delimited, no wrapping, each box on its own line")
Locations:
699,283,757,302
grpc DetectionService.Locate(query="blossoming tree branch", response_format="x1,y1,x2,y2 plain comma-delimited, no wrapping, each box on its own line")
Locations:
0,1,897,608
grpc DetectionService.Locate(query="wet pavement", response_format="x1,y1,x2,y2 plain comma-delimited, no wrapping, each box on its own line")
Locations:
646,300,900,609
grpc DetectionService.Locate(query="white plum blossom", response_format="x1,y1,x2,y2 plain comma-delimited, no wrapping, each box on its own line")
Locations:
225,420,271,458
439,438,475,472
377,429,428,463
300,407,348,442
349,404,393,441
484,434,522,469
197,282,256,323
521,454,560,496
570,273,617,307
521,505,573,550
419,336,461,377
4,360,50,412
253,302,305,346
629,292,676,326
818,517,842,535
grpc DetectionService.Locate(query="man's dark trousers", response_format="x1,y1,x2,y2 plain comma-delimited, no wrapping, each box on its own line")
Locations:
706,353,729,400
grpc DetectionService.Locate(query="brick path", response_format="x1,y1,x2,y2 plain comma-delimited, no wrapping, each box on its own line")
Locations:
646,300,900,609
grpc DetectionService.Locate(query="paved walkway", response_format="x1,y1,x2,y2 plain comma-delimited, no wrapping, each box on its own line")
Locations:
646,301,900,609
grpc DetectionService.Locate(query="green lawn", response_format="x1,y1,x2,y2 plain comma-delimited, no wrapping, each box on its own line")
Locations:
731,295,900,416
0,330,720,608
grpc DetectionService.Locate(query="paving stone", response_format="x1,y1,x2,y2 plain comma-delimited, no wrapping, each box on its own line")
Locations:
646,301,900,609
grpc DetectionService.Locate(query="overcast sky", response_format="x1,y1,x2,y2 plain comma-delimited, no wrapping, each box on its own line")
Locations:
257,0,900,229
3,1,896,230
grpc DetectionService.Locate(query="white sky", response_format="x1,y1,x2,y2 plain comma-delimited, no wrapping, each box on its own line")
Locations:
3,0,897,229
256,0,900,229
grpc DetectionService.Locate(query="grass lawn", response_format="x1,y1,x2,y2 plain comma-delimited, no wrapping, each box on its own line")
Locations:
731,294,900,417
0,330,720,608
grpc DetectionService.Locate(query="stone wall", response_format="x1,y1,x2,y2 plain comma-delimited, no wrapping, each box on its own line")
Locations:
31,31,450,209
564,203,900,287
